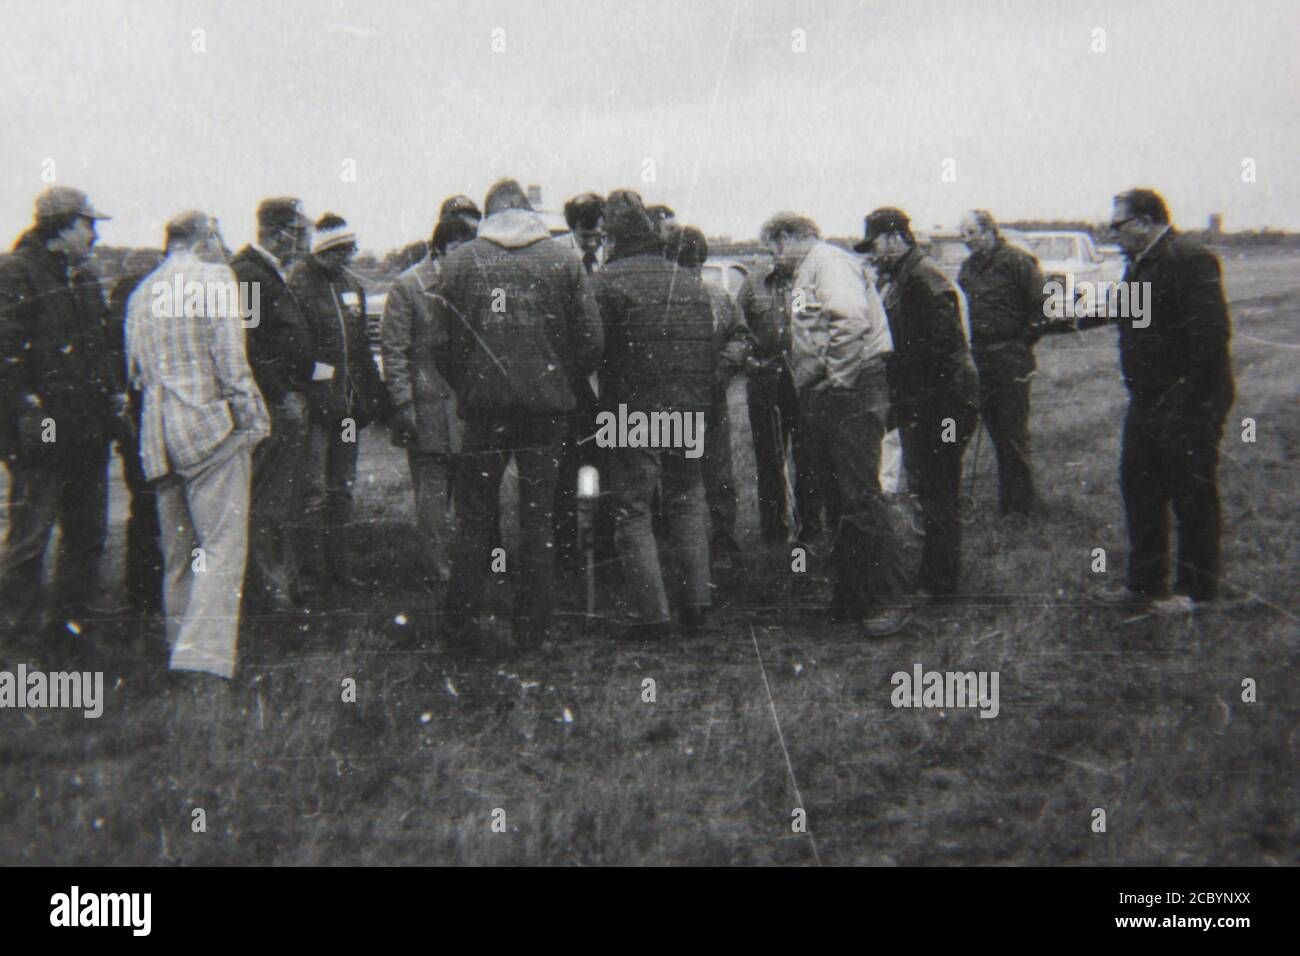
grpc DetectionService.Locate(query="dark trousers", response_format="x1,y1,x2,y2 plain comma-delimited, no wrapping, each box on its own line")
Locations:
249,397,308,604
610,446,711,625
121,408,163,613
1121,400,1227,601
800,367,909,610
900,403,977,594
702,383,738,548
747,362,822,540
302,415,361,578
1,447,109,622
443,416,567,634
974,344,1036,514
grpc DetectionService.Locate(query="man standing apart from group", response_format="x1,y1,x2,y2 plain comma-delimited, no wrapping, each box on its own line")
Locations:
859,208,979,600
760,212,909,636
957,210,1046,518
1100,189,1234,616
126,211,269,678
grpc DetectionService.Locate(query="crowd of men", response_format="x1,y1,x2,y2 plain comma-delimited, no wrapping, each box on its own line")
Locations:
0,182,1235,681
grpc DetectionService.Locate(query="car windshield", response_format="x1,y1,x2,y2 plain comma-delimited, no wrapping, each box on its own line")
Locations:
1026,237,1077,261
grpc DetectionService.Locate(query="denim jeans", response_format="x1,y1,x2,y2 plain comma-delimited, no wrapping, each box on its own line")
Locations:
610,446,711,625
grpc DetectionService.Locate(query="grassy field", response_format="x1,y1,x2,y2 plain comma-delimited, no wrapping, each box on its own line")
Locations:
1,253,1296,866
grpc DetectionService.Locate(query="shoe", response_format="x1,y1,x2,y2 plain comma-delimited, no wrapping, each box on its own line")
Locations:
1151,594,1196,618
1094,585,1152,608
862,607,911,637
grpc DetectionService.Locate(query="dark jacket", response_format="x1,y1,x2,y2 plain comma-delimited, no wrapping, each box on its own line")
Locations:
381,255,461,453
230,245,315,406
736,261,794,362
288,255,385,426
434,209,604,421
957,238,1046,350
0,231,119,461
594,192,715,415
879,247,979,421
1118,228,1234,416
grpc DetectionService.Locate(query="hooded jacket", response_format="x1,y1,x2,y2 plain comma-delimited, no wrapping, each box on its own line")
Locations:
0,230,119,461
434,208,604,421
593,191,716,415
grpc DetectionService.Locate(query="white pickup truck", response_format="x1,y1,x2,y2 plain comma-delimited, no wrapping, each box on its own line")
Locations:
1023,231,1126,321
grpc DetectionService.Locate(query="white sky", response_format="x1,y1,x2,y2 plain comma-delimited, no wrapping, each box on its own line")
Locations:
2,0,1296,252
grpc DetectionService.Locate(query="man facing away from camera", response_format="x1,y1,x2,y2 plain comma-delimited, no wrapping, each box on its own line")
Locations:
0,186,128,639
1097,188,1234,617
859,207,979,601
760,212,910,636
957,209,1046,519
434,179,603,651
230,197,316,615
594,191,716,638
125,211,270,679
288,213,386,594
383,197,479,586
665,223,753,569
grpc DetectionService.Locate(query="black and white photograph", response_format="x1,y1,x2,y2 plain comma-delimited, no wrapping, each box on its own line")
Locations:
0,0,1295,903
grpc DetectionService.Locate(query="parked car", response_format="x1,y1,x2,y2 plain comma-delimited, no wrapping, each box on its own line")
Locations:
1023,230,1126,319
701,257,751,301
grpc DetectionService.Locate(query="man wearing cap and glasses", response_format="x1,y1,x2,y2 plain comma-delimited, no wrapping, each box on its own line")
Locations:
230,197,317,615
858,208,979,601
0,186,129,638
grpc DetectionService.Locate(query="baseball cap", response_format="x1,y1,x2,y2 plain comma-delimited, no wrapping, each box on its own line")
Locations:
855,207,911,253
35,186,110,222
257,197,310,231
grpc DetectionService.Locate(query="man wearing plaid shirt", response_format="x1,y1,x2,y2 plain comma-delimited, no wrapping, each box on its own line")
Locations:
126,211,269,679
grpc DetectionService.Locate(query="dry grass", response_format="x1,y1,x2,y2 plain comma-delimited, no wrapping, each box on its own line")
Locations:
1,255,1296,866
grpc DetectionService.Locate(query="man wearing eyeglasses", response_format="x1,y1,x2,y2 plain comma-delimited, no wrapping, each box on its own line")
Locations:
1097,189,1234,617
231,197,317,616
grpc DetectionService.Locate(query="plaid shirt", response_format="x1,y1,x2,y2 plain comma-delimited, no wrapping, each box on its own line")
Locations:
125,250,269,480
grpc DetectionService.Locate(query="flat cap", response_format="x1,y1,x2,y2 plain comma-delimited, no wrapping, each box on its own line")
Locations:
257,197,309,230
